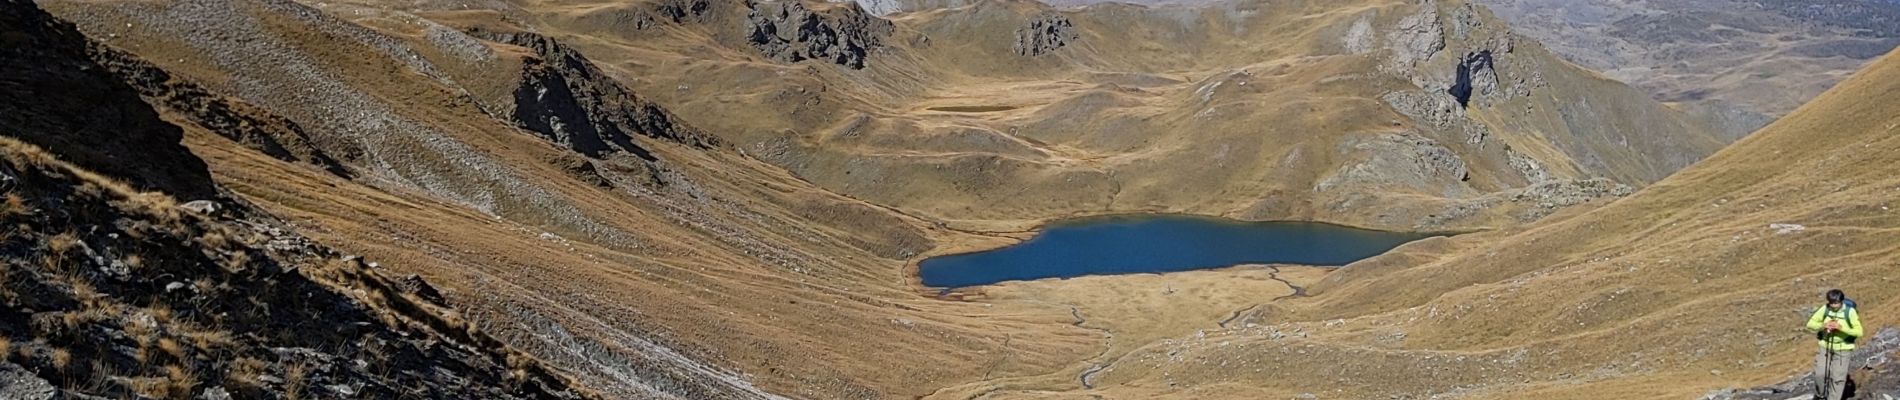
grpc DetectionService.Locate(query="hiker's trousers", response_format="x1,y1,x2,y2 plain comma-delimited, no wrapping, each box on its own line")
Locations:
1813,347,1851,400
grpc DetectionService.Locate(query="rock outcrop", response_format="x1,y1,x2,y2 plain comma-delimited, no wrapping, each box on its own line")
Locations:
1014,13,1077,56
90,42,356,178
744,0,892,69
470,29,721,158
1316,132,1471,197
0,2,591,398
0,135,586,400
655,0,714,24
0,0,219,201
1373,1,1720,191
1448,50,1496,108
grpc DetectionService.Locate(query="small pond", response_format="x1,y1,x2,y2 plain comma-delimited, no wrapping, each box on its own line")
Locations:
918,215,1439,288
926,105,1019,113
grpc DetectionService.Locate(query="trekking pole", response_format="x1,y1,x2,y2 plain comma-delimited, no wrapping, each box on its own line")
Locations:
1824,343,1833,399
1822,320,1835,400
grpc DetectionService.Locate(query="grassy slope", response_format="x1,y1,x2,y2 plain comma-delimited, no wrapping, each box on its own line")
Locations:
1040,48,1900,399
19,0,1802,398
509,0,1729,232
37,1,1113,397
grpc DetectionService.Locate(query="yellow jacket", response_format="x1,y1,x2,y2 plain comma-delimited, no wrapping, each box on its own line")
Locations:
1807,305,1863,351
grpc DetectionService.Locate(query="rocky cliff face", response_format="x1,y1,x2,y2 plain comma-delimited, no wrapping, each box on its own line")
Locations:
470,29,721,159
1370,1,1720,189
0,2,590,398
0,1,218,201
1014,13,1077,56
744,0,892,69
0,137,585,400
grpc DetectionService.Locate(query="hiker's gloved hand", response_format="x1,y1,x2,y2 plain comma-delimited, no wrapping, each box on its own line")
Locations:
1826,320,1841,331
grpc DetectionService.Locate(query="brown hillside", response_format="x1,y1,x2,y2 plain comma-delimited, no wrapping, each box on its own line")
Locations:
462,0,1730,232
1034,47,1900,399
6,0,1825,398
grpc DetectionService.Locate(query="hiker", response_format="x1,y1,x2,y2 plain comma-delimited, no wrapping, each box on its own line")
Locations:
1806,289,1862,400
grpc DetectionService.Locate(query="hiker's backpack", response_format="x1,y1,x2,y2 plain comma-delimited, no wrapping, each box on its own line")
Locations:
1844,298,1858,329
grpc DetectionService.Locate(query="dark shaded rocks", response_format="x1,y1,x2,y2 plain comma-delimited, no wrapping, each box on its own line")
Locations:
619,0,717,31
400,274,450,307
744,0,893,69
1449,50,1497,108
469,29,721,158
0,0,219,200
560,0,715,36
1014,13,1077,56
0,2,591,398
87,44,356,178
0,128,587,400
655,0,714,24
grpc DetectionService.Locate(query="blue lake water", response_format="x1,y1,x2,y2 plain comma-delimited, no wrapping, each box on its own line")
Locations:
918,215,1439,288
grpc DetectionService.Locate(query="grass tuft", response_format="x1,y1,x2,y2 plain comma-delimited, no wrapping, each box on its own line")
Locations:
48,232,79,255
1,193,24,216
227,357,268,389
285,361,308,400
157,337,186,360
51,347,71,371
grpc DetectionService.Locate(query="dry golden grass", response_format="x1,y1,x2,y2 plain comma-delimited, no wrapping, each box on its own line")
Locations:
195,230,228,252
128,364,199,400
164,364,197,398
46,231,78,255
182,328,230,352
16,0,1794,398
112,191,181,225
50,347,71,371
67,279,98,307
219,250,249,273
1,193,24,216
469,0,1725,234
226,356,268,390
156,338,185,360
284,361,308,400
982,48,1900,399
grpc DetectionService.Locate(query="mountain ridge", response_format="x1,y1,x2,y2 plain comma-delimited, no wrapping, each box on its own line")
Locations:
8,0,1887,398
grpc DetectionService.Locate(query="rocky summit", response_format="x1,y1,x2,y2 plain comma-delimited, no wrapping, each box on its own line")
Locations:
3,0,1898,398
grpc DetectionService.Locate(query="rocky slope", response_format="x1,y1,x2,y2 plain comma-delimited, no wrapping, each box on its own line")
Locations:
35,0,1041,398
7,0,1830,398
1477,0,1900,125
477,0,1734,233
0,2,588,398
0,137,584,400
470,29,723,159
